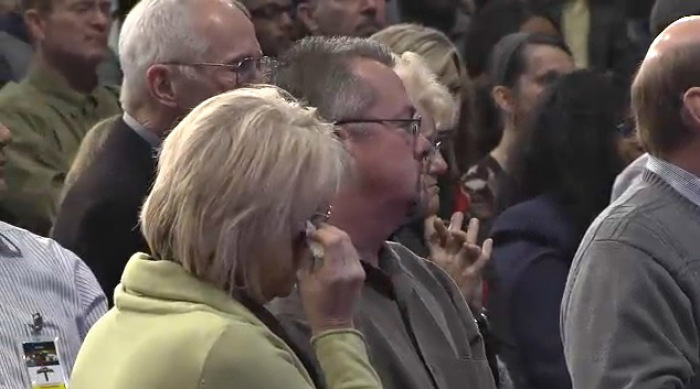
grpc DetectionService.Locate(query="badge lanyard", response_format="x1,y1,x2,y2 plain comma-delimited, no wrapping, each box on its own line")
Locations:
18,312,69,389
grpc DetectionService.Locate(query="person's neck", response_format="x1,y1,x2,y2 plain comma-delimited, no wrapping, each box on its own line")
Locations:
330,189,406,267
665,143,700,179
35,50,99,94
490,121,519,171
129,105,180,140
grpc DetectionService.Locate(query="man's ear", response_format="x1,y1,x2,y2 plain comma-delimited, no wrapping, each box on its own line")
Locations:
146,65,178,108
296,1,320,35
682,87,700,133
491,85,515,116
24,9,47,43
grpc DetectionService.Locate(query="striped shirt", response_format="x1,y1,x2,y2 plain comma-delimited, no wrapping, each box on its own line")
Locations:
646,155,700,207
0,221,107,388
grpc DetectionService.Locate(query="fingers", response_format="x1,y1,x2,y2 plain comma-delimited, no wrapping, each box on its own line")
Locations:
424,216,439,243
466,218,480,245
306,224,353,269
481,238,493,263
463,238,492,276
433,217,449,247
448,212,464,232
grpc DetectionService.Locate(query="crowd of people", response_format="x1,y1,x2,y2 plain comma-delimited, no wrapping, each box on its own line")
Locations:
1,0,700,388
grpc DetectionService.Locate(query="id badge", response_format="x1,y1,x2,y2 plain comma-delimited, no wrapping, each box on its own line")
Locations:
19,338,68,389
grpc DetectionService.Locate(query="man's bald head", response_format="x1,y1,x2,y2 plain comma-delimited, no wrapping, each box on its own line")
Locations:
632,16,700,157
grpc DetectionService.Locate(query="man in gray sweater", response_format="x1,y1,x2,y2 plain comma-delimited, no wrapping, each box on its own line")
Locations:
562,16,700,389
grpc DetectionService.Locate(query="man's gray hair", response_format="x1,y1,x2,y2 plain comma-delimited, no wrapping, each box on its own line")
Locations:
118,0,248,112
272,36,395,122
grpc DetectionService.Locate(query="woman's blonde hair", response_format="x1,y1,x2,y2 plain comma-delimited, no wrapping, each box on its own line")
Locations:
393,52,458,132
371,24,466,96
140,85,350,298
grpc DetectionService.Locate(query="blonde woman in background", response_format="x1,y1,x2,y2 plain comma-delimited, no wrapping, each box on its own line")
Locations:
389,50,511,389
69,86,383,389
371,23,475,215
392,50,491,317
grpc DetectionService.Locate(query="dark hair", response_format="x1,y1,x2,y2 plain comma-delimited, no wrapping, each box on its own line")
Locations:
506,70,624,235
272,36,395,122
470,33,571,160
489,32,571,88
633,41,700,157
464,0,534,78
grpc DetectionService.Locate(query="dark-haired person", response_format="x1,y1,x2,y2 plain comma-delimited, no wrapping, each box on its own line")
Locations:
563,16,700,388
460,32,574,241
296,0,386,38
486,69,623,389
241,0,296,57
650,0,700,36
464,0,559,81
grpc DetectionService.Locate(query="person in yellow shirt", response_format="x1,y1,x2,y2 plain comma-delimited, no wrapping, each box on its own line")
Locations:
0,0,121,235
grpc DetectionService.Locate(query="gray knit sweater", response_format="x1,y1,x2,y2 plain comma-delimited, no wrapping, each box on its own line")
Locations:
562,169,700,389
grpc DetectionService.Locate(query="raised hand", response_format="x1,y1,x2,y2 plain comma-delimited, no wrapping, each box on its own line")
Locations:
425,213,492,311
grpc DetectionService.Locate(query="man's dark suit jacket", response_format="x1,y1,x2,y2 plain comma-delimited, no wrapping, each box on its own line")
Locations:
52,117,156,304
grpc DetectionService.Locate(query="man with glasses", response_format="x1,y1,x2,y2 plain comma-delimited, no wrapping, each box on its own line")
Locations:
240,0,296,57
52,0,263,305
269,36,497,389
0,0,122,235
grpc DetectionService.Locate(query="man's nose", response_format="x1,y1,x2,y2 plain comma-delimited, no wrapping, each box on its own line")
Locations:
90,8,110,31
429,150,449,176
279,11,294,31
361,0,379,13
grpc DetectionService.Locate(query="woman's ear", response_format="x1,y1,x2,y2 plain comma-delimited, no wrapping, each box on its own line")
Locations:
491,85,515,116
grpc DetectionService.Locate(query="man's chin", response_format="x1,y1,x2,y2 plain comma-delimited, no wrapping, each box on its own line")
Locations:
405,195,430,222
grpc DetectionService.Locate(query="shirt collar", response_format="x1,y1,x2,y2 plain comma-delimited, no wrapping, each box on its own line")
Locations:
123,112,162,149
25,63,97,108
646,155,700,207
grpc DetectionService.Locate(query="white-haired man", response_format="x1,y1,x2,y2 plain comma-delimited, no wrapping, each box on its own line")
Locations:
52,0,264,304
269,36,496,389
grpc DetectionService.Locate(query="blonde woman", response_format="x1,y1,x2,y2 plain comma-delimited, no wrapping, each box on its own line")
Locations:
392,51,489,311
69,86,383,389
392,51,505,388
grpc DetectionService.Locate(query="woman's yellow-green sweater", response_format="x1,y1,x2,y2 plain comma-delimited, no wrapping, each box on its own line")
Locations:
70,253,383,389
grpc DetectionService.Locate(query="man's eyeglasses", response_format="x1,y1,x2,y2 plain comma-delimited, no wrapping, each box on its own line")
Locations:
161,56,273,85
335,116,423,138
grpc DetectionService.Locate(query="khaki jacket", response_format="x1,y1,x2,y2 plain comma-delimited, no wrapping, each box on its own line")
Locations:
0,64,121,234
